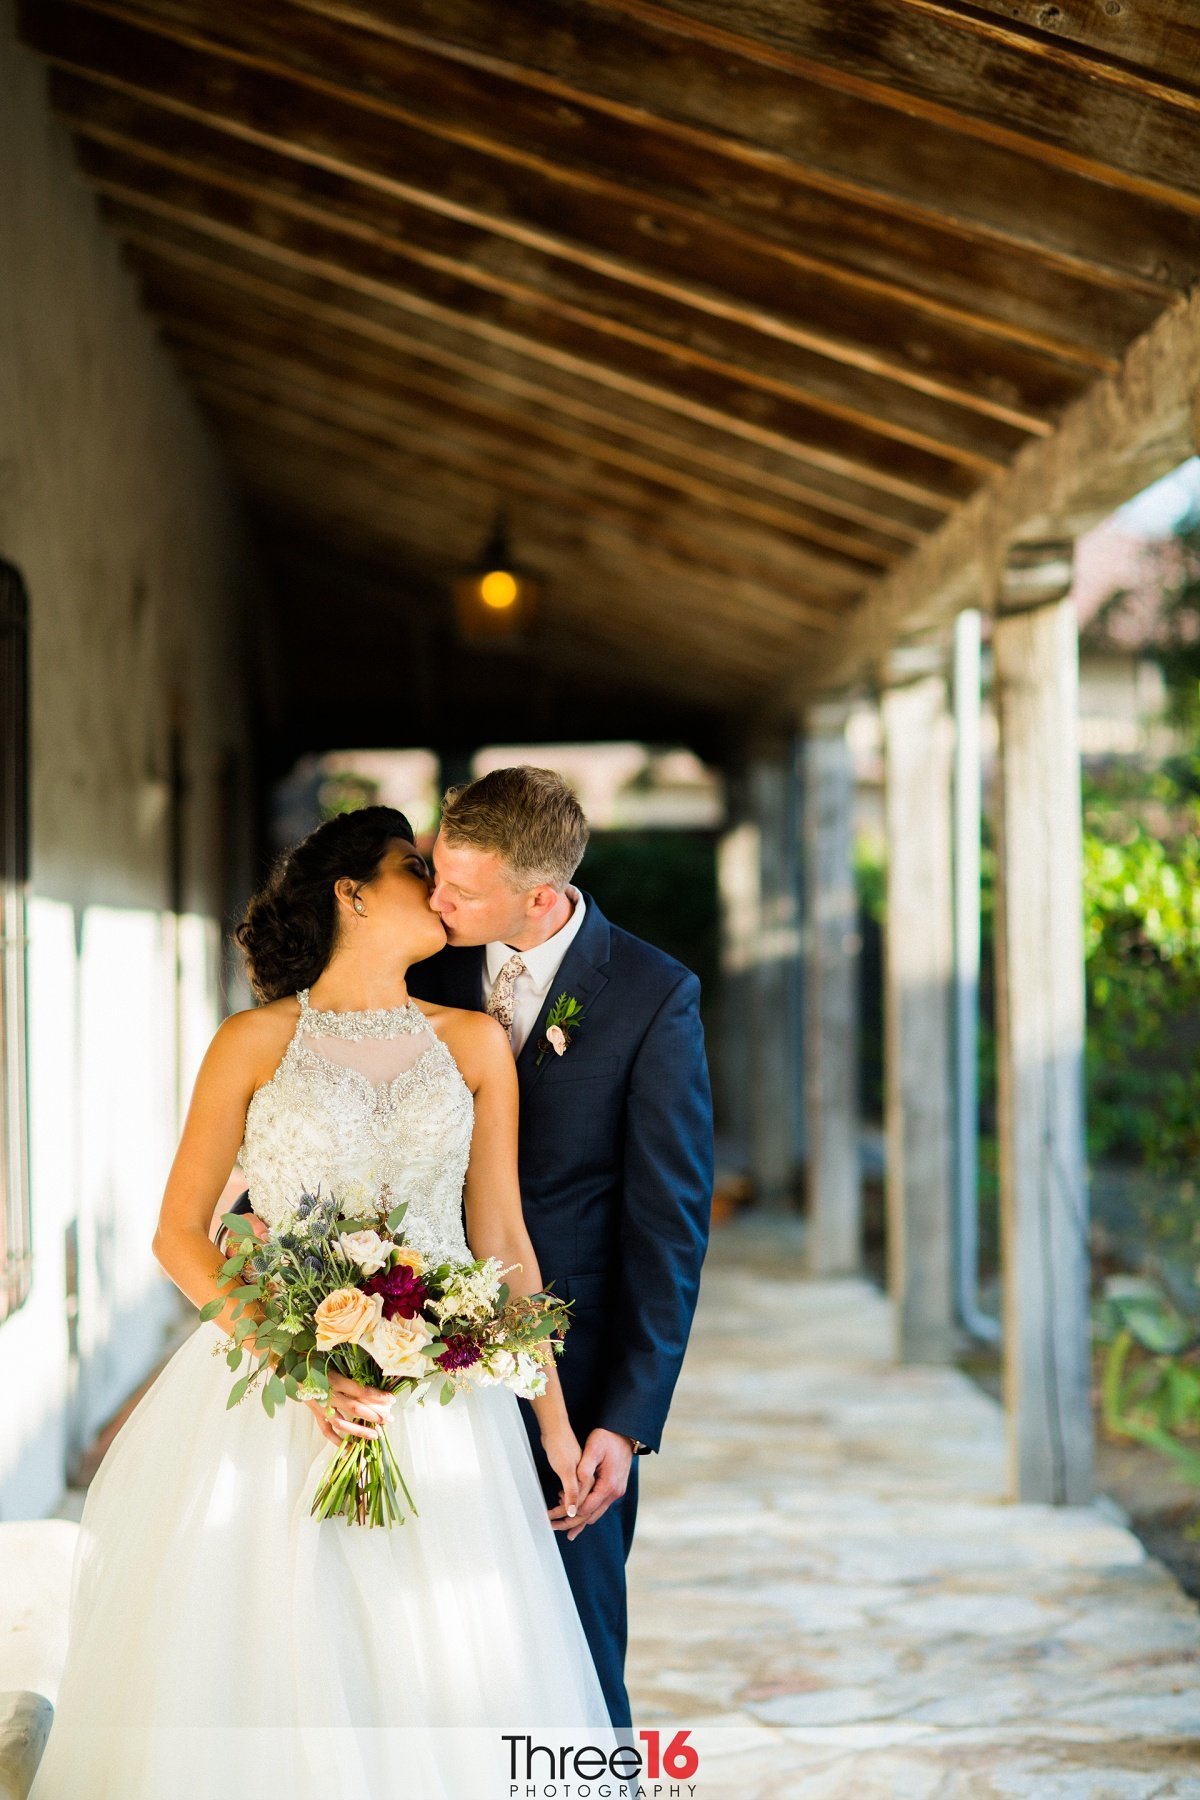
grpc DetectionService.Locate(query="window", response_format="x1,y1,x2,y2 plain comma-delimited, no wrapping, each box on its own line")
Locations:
0,562,30,1323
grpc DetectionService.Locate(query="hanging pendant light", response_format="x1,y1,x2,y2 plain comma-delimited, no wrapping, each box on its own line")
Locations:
453,510,540,645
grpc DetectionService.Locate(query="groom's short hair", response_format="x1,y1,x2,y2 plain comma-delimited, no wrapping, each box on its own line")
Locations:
439,766,589,890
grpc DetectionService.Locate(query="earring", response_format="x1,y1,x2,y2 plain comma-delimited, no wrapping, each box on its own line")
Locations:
353,898,366,916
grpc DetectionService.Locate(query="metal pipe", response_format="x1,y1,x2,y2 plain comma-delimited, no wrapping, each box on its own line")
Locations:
953,610,1001,1343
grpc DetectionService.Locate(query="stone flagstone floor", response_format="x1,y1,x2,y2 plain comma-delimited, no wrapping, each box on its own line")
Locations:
626,1218,1200,1799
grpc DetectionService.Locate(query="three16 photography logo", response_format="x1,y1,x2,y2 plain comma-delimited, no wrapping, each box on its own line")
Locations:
503,1728,701,1798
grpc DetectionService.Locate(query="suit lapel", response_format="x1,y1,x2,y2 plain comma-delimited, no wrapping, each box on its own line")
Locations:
515,894,612,1096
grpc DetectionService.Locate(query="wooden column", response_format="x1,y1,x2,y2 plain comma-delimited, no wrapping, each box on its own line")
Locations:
751,751,803,1207
882,668,957,1362
993,546,1093,1504
717,747,803,1209
803,705,861,1274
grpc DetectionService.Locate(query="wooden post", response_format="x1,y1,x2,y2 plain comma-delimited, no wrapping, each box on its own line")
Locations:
882,667,957,1362
716,747,803,1209
748,749,803,1208
993,547,1093,1504
803,704,861,1274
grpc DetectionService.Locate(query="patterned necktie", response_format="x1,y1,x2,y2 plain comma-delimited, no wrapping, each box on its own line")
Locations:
486,952,526,1040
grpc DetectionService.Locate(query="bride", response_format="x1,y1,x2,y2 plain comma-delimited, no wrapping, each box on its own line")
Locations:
29,805,612,1799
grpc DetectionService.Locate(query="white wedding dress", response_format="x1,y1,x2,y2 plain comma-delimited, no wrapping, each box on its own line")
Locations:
29,993,611,1799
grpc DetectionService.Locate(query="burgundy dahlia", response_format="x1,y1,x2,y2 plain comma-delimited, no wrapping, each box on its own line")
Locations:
436,1335,481,1371
362,1262,428,1320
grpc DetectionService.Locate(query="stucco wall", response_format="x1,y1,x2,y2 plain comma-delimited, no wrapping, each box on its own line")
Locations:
0,0,257,1518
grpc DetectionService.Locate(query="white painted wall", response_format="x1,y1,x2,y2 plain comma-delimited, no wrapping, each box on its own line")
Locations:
0,2,256,1519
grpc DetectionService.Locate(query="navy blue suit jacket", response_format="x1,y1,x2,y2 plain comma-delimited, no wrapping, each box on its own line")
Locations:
408,893,713,1453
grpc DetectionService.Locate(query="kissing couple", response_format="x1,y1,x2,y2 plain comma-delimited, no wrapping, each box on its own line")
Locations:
29,763,713,1799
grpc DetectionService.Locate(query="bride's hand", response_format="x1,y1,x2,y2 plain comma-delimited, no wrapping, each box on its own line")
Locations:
304,1371,396,1447
540,1425,590,1522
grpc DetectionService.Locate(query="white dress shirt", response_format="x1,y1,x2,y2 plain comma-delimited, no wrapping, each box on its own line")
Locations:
483,887,587,1057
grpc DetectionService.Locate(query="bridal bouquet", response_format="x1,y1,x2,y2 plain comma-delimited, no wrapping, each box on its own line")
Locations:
201,1191,571,1528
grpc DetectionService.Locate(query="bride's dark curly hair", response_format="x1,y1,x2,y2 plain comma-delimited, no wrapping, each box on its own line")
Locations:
236,805,417,1003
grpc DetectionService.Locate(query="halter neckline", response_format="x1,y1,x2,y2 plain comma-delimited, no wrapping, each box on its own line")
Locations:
295,989,430,1040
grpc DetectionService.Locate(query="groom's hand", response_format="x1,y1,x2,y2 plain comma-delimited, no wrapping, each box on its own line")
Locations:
549,1428,634,1541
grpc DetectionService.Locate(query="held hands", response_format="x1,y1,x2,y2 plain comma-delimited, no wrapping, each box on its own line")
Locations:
548,1428,634,1542
541,1423,591,1525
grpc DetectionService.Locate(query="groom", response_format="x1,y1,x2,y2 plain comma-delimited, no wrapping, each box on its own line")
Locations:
410,765,713,1728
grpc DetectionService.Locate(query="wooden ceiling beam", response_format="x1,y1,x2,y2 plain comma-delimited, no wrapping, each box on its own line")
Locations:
177,351,874,604
72,137,1032,475
40,43,1106,431
783,280,1200,704
128,241,943,540
953,0,1199,93
168,322,872,606
24,0,1189,335
587,0,1200,190
158,313,903,571
60,0,1200,291
99,192,978,509
169,313,867,608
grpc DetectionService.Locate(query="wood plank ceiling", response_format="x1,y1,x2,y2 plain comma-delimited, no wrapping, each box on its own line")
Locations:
20,0,1200,750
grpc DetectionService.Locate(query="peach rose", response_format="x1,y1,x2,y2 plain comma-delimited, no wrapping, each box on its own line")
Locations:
314,1286,384,1352
546,1024,567,1056
390,1246,425,1276
365,1312,433,1380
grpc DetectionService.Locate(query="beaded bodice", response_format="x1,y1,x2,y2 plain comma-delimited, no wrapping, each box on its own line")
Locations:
238,990,474,1262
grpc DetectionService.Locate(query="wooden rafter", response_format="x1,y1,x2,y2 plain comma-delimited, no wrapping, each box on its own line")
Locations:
123,236,945,537
158,310,909,566
17,0,1200,720
77,0,1200,282
38,39,1104,431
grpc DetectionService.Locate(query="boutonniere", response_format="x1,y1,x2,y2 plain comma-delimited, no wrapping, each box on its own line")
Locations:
536,992,586,1065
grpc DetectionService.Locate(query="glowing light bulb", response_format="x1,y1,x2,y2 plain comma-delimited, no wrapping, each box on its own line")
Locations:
479,569,519,610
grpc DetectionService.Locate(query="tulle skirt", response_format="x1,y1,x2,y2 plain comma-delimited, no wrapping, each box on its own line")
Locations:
29,1318,611,1799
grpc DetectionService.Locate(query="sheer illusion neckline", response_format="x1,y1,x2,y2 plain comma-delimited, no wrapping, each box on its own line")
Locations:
295,988,431,1041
